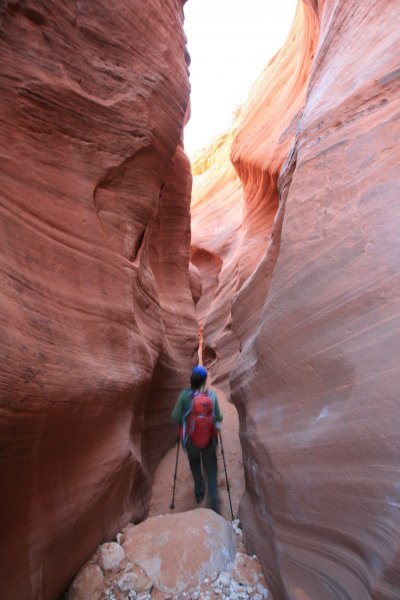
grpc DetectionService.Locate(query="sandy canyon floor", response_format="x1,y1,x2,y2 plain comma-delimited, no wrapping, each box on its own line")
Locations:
149,387,245,521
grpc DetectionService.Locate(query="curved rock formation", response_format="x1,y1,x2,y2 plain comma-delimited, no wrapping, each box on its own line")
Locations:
191,1,318,394
0,2,196,599
190,128,243,389
192,1,400,599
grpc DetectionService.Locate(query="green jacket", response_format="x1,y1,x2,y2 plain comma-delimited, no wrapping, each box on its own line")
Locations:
171,388,223,425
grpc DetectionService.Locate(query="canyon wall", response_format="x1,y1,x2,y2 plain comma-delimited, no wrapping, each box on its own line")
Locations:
192,1,400,599
191,127,243,389
0,2,196,599
192,0,318,395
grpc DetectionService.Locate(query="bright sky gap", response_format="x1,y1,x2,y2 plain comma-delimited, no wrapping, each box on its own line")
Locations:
183,0,298,158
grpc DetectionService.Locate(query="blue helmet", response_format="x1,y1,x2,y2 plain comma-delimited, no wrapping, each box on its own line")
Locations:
192,365,207,379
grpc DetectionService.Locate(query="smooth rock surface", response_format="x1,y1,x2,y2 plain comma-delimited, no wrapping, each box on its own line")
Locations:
191,128,243,392
191,1,400,599
233,2,400,599
0,2,195,599
122,508,237,593
191,0,318,396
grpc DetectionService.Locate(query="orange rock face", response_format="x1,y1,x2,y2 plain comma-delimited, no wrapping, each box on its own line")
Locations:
192,1,400,599
0,2,196,599
191,128,244,389
191,2,318,394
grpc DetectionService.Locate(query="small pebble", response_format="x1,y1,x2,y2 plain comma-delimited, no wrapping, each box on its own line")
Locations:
99,542,125,572
232,519,243,536
256,583,269,598
219,572,231,587
232,519,242,529
246,586,254,594
117,572,137,592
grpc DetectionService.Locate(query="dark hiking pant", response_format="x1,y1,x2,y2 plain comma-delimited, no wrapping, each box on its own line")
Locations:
187,440,219,513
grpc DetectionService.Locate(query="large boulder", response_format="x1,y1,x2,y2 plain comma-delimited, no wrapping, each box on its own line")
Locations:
122,508,237,593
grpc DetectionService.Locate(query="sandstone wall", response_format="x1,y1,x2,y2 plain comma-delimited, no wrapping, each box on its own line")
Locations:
192,1,400,599
191,1,318,395
0,2,196,599
191,128,243,390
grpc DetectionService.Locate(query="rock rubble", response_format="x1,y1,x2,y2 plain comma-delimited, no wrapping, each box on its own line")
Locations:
68,513,271,600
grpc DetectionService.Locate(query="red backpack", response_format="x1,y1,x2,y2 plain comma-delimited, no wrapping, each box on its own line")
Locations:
186,390,216,449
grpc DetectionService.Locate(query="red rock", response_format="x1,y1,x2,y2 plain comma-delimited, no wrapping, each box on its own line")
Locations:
122,508,237,593
191,128,243,391
117,565,152,593
69,563,104,600
192,1,400,599
190,2,318,395
0,2,195,599
99,542,125,572
232,553,262,587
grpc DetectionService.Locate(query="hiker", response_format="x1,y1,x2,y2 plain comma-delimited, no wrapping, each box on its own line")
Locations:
171,365,222,513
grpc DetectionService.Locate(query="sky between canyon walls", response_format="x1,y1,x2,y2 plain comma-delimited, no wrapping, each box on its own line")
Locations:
183,0,298,158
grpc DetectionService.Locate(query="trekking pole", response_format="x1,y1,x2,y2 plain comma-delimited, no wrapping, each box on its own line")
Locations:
219,431,234,520
169,437,180,510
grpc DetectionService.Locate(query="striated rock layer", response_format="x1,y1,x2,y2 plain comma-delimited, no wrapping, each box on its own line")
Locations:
0,2,196,599
191,127,243,390
191,0,318,395
192,1,400,599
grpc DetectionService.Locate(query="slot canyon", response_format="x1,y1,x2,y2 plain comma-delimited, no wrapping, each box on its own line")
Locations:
0,1,399,599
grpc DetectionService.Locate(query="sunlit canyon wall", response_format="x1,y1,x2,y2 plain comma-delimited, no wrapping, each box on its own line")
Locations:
192,1,400,599
0,1,197,599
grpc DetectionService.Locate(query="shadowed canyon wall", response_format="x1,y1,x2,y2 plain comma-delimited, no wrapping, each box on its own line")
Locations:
192,1,400,599
2,1,400,599
0,2,197,599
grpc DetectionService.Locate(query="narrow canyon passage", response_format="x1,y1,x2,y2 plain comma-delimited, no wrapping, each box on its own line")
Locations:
147,237,246,521
1,2,400,600
148,384,245,521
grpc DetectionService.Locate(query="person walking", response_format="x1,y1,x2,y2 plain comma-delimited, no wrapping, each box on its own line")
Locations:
171,365,222,513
